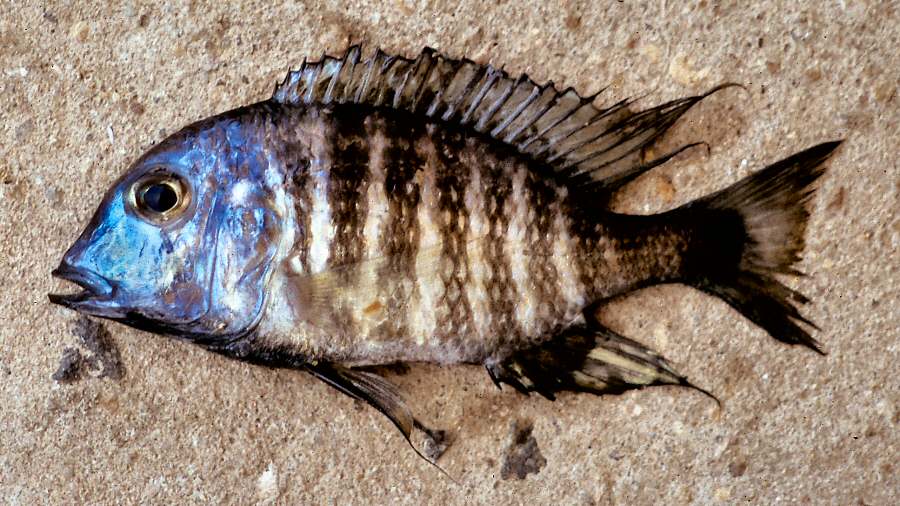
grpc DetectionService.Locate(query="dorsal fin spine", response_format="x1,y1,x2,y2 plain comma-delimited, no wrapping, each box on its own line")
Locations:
441,63,484,122
425,89,444,117
537,89,606,154
355,52,376,103
380,56,404,106
503,85,556,144
272,47,725,204
518,89,584,151
388,52,420,109
303,62,320,104
331,46,360,104
276,58,306,103
339,53,356,101
491,81,539,138
392,62,412,109
410,49,438,112
475,76,517,132
369,50,394,106
423,59,458,118
460,68,500,124
404,51,432,112
371,56,391,107
323,58,344,104
421,58,450,117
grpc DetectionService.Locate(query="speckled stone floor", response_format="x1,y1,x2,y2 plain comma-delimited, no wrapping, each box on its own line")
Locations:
1,1,897,504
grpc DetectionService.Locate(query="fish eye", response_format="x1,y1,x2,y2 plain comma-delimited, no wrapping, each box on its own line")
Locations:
131,172,190,221
142,183,178,212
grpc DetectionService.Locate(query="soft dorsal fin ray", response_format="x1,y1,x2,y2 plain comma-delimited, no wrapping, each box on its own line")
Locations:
273,46,732,200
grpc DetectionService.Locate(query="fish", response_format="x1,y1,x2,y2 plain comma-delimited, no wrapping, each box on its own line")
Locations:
49,46,841,459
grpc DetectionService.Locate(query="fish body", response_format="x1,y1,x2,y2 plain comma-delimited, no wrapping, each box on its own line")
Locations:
251,104,689,366
50,47,840,449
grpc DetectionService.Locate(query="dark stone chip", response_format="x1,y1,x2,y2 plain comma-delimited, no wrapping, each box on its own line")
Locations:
500,419,547,480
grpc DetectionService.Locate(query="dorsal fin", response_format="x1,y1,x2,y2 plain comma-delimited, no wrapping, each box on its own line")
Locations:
273,46,733,199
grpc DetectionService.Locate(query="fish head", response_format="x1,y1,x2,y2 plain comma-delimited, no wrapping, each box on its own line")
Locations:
50,110,286,344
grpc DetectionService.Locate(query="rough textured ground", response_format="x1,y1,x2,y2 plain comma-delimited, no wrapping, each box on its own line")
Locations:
1,1,897,504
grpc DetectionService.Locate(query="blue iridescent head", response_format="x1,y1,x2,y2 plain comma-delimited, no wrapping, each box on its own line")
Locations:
50,107,285,343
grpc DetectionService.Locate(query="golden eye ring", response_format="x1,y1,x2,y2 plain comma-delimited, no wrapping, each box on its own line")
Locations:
131,173,191,222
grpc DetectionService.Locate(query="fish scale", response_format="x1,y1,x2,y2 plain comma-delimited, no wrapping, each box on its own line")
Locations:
49,46,841,461
263,105,583,363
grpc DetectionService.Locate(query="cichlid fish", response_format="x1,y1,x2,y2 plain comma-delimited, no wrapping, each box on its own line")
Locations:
49,47,840,455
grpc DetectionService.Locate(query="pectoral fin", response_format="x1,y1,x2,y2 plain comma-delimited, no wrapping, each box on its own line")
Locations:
485,323,718,405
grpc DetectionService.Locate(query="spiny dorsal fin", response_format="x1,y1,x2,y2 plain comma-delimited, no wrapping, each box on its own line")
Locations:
273,46,732,198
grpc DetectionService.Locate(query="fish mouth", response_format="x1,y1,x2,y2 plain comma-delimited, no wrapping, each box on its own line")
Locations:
48,263,116,314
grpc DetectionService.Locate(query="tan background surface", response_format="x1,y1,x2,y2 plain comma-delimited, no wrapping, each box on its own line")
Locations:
1,1,897,504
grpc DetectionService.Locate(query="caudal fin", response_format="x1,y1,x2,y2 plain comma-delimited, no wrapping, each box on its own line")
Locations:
685,141,842,353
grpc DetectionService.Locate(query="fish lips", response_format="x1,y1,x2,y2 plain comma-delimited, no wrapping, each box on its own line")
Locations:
48,263,121,318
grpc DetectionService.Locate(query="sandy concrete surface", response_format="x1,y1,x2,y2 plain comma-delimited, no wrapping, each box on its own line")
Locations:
1,1,897,504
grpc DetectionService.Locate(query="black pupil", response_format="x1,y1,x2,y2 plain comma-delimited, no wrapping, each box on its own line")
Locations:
142,183,178,213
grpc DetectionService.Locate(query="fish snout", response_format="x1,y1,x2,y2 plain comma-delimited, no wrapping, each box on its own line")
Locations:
48,257,114,308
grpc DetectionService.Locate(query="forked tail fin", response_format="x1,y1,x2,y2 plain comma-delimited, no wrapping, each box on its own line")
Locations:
682,141,842,353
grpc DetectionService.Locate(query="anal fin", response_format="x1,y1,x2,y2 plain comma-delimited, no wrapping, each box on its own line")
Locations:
485,324,718,404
